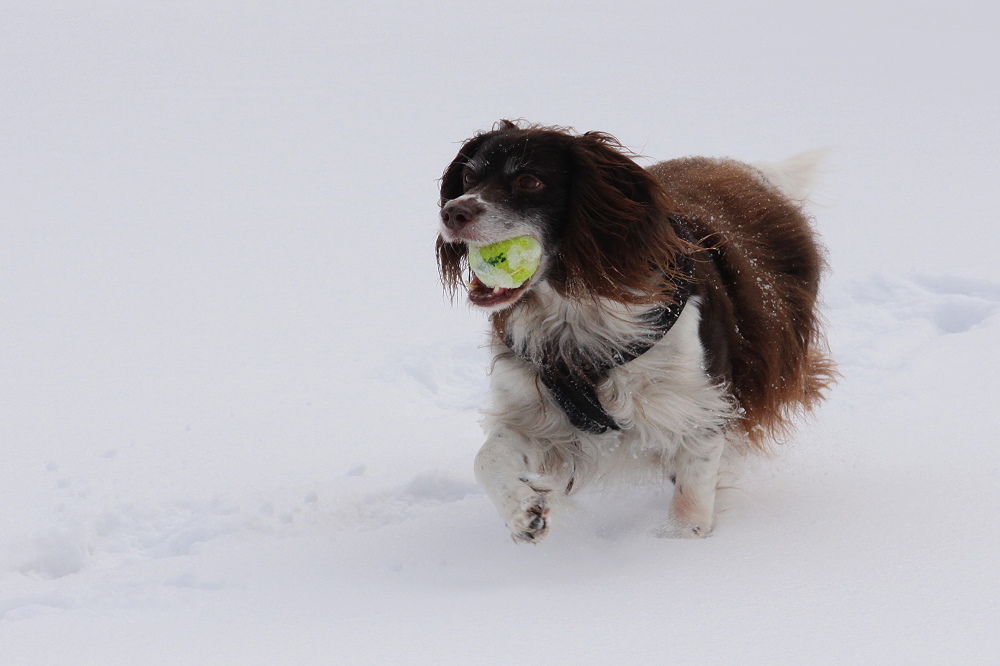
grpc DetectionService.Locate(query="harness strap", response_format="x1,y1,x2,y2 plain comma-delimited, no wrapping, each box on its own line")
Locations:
506,218,697,434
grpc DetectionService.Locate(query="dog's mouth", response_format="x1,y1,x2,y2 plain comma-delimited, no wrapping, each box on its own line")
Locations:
467,272,532,309
462,235,542,310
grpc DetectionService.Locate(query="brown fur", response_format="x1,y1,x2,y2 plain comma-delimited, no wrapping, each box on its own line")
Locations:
438,121,693,308
550,130,694,304
647,158,836,447
438,121,835,449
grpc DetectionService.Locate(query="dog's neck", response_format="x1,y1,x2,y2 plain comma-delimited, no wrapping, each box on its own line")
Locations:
494,284,657,367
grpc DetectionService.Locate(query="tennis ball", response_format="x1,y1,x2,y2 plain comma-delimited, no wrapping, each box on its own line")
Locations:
468,236,542,289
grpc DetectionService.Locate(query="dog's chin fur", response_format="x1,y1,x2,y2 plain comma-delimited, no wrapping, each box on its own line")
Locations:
437,120,835,544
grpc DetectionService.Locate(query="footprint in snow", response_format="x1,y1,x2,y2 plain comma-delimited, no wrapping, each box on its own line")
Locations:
836,273,999,335
383,343,490,411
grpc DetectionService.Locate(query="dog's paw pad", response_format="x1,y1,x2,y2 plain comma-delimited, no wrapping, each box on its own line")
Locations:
506,492,550,544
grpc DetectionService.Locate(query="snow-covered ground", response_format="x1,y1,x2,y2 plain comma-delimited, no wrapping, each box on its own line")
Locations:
3,2,999,663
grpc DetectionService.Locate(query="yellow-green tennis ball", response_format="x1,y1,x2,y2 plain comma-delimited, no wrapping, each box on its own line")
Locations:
468,236,542,289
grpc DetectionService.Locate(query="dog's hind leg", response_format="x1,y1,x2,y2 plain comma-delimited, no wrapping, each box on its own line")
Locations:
474,426,572,544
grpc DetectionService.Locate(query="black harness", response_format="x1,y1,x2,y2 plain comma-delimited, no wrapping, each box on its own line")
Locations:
505,220,697,435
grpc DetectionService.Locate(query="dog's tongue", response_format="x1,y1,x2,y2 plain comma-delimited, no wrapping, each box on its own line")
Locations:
468,273,516,306
469,273,502,296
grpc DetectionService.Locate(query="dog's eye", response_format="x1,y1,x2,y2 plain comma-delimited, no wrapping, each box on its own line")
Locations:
514,174,543,191
462,171,479,187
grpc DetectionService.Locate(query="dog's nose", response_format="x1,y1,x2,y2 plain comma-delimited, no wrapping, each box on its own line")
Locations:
441,199,482,231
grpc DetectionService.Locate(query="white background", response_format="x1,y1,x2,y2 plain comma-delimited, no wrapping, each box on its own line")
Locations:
2,1,999,663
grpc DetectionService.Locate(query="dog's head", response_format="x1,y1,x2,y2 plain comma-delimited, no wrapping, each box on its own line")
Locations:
437,120,689,311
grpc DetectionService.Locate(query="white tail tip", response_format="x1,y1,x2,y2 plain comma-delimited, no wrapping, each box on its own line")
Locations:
753,148,832,203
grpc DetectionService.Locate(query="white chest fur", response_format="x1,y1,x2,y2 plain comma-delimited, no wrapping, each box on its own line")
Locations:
486,288,733,469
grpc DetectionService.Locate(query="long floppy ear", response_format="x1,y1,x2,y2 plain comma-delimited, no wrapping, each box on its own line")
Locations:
555,131,691,304
436,235,467,300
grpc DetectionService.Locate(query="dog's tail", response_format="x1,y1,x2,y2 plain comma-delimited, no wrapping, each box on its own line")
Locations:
753,148,830,203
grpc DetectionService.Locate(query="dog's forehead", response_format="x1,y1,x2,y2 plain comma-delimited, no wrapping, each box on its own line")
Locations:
467,133,562,175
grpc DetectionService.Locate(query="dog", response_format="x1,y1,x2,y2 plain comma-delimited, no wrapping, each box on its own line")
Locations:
437,120,834,543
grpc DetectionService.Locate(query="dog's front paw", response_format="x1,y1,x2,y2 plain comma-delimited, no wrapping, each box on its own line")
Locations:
653,518,714,539
503,481,552,544
659,484,715,538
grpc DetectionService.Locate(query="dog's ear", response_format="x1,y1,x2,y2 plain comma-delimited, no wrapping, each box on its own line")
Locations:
435,235,467,300
556,132,689,304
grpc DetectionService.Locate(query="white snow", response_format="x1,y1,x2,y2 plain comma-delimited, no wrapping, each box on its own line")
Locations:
2,1,999,664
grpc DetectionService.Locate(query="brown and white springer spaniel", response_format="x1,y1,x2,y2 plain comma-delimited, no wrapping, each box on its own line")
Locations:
437,120,834,543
